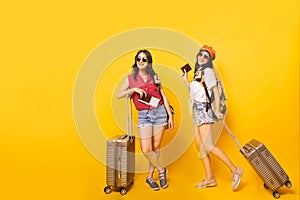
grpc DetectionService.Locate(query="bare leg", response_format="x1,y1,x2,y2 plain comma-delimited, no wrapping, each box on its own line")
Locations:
200,124,237,173
195,124,214,180
148,126,165,176
140,126,164,177
194,124,217,188
210,147,237,172
196,123,242,190
153,126,165,172
148,150,159,177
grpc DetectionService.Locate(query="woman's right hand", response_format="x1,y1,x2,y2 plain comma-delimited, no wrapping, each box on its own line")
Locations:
182,69,188,81
131,88,147,98
182,69,190,88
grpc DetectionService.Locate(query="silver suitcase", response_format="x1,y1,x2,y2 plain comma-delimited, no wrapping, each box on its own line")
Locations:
223,121,292,199
104,97,135,195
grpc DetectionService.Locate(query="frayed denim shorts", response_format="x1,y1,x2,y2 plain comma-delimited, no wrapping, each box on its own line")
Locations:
193,102,214,126
138,105,168,128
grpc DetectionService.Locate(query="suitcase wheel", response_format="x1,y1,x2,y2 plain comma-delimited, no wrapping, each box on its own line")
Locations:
263,183,281,199
263,183,269,189
120,187,127,195
104,186,112,194
285,180,292,188
273,191,280,199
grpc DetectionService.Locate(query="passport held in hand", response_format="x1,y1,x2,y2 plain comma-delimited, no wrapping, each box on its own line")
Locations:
138,95,160,107
181,63,192,73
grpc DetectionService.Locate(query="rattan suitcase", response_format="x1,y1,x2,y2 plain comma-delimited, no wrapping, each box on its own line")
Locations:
223,121,292,199
104,97,135,195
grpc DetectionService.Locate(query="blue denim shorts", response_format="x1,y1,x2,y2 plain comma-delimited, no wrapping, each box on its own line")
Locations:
193,102,214,126
138,105,168,128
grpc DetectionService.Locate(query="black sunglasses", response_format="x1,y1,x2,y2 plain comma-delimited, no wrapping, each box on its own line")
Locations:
136,57,148,62
198,52,209,59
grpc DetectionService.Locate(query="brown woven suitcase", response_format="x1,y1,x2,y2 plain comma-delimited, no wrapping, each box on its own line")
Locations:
104,97,135,195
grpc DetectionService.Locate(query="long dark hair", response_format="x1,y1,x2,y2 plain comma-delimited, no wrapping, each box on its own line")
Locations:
132,49,156,80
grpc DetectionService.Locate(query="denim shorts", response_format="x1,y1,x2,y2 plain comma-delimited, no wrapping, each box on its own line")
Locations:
138,105,168,128
193,102,214,126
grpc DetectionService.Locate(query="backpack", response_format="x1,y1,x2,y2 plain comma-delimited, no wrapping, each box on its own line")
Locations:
202,71,227,120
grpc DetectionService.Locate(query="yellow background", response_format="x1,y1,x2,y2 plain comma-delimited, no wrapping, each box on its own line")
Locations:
0,0,299,200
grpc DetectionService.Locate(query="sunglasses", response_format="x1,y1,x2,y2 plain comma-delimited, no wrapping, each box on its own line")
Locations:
198,52,209,59
136,57,148,62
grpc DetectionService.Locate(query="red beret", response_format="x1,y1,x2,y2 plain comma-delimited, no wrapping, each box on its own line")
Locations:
200,45,216,60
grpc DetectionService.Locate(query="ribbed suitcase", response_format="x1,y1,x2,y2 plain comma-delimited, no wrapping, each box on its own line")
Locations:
223,121,292,199
104,97,135,195
242,139,292,198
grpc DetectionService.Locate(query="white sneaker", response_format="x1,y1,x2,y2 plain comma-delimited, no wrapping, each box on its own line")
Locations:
232,166,243,191
195,177,217,189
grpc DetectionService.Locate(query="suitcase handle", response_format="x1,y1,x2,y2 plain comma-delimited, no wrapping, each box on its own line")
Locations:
126,95,133,137
222,120,246,154
120,135,128,139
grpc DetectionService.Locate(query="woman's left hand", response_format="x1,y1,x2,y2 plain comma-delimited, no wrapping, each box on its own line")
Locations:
168,116,174,130
214,111,224,120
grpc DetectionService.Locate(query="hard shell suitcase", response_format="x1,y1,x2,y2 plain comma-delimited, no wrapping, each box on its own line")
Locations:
223,121,292,199
104,97,135,195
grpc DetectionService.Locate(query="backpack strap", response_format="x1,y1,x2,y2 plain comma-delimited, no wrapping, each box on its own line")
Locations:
202,81,211,112
153,73,161,86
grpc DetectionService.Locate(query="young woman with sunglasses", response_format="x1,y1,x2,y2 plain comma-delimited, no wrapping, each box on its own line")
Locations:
182,45,243,191
118,49,174,191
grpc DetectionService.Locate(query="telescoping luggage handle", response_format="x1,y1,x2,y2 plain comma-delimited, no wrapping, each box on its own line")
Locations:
126,95,134,139
222,120,246,154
